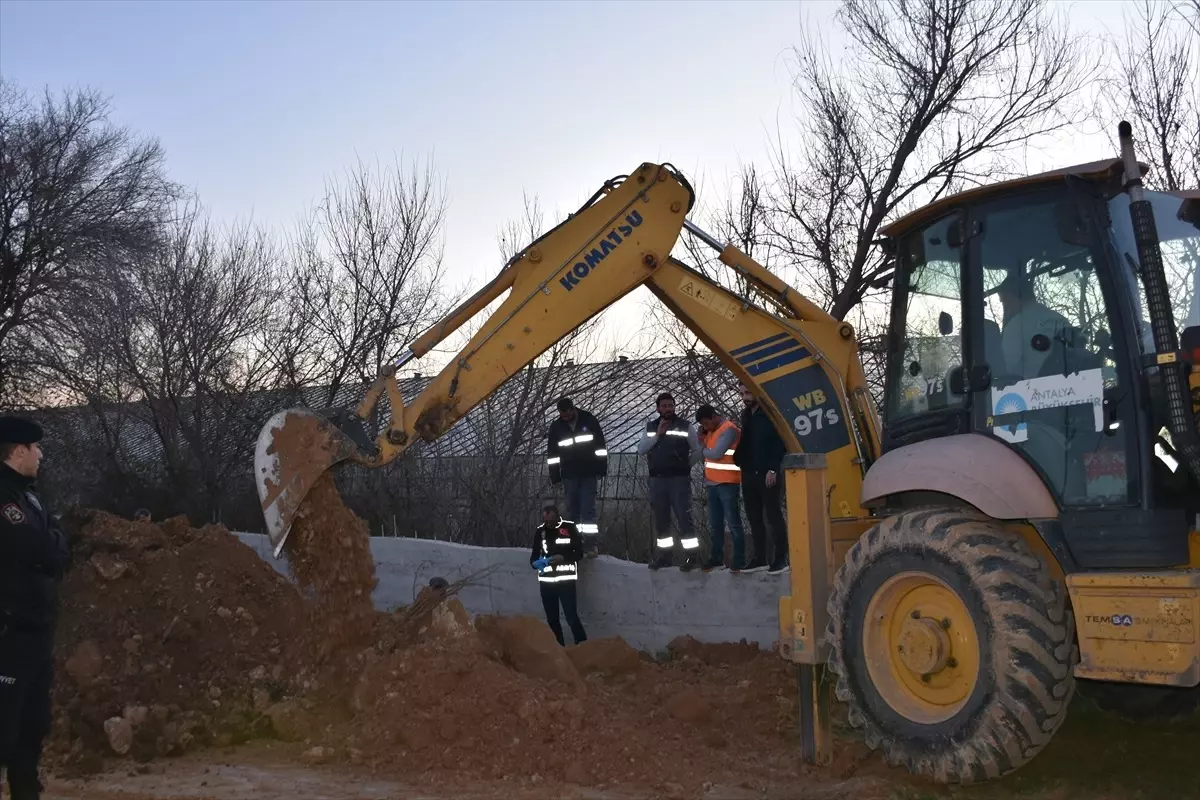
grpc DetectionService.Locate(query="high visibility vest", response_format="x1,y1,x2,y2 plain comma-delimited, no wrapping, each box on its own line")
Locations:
703,419,741,484
536,520,581,583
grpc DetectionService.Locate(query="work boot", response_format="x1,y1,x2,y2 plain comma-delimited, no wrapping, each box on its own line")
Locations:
648,550,674,570
680,554,699,572
8,775,43,800
735,558,768,574
701,555,725,571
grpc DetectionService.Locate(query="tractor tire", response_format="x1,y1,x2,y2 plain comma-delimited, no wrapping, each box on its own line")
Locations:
826,507,1077,783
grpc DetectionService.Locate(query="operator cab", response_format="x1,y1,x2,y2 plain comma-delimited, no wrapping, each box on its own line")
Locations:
879,159,1200,569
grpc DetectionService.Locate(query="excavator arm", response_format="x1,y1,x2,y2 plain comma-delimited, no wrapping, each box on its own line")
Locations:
254,161,882,555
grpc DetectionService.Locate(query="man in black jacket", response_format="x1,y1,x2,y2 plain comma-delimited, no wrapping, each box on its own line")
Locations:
529,504,587,646
732,383,789,574
546,397,606,558
0,416,69,800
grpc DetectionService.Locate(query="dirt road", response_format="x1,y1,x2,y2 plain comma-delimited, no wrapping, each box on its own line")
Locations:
42,742,888,800
42,696,1200,800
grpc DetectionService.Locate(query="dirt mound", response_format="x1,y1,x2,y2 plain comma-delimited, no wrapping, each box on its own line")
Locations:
474,614,584,689
50,510,315,767
320,610,813,793
567,636,643,679
667,634,764,666
258,480,816,791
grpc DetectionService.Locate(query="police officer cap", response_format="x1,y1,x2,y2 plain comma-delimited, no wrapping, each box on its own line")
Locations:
0,415,43,445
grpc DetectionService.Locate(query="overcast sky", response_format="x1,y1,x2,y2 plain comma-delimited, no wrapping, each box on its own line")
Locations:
1,0,1140,370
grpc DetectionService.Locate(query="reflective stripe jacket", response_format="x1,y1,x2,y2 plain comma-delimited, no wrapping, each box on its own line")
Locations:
530,517,584,583
702,419,741,485
637,416,698,478
546,410,608,483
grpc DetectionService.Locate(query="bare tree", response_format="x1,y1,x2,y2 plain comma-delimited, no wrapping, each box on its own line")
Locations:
0,79,178,405
639,166,775,362
1108,0,1199,193
1103,0,1200,329
35,203,280,522
766,0,1093,323
271,156,457,408
1176,0,1200,37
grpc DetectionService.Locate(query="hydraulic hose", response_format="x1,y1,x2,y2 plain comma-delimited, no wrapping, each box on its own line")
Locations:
1118,121,1200,485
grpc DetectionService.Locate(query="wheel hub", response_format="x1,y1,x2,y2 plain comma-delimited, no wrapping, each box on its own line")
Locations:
898,616,951,676
861,572,981,724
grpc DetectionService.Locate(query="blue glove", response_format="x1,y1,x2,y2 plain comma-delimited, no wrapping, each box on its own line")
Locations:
533,557,549,571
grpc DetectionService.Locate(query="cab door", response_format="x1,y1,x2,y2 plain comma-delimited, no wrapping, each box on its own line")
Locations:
881,211,970,450
961,188,1191,568
964,188,1137,509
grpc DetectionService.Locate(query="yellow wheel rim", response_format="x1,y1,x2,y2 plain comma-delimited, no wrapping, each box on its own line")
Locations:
861,571,981,724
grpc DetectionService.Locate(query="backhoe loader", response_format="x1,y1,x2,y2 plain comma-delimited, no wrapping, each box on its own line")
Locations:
254,122,1200,784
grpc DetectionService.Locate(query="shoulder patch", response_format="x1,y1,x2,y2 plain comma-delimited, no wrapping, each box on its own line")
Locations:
2,503,26,524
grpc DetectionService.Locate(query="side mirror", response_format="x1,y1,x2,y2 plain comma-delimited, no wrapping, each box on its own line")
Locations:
938,312,954,336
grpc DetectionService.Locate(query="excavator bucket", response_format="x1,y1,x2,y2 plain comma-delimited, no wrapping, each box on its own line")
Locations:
254,408,364,557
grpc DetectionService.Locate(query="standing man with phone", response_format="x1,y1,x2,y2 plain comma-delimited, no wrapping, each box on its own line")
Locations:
638,392,702,571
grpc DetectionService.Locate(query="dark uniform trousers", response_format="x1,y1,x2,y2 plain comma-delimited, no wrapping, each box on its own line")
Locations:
540,583,586,648
0,629,53,799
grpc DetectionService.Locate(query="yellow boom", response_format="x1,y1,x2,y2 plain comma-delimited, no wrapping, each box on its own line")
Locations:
254,162,881,555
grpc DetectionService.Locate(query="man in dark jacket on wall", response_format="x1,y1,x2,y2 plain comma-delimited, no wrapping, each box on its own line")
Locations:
546,397,607,558
0,416,69,800
732,382,789,574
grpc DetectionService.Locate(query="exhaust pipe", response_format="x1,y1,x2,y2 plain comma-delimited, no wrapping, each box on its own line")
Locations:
1117,120,1200,485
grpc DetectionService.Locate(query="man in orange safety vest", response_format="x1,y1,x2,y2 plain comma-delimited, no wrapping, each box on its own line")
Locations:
694,404,746,571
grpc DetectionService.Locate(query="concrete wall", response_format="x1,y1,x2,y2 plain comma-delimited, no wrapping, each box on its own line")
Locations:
234,533,791,653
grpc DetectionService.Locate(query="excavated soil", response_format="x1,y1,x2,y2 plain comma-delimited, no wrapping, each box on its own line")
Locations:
49,509,318,769
326,617,854,795
48,486,899,797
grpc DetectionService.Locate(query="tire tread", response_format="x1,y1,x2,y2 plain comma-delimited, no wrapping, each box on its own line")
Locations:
825,507,1076,783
